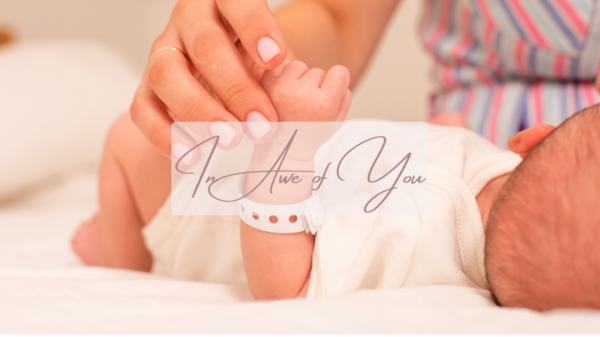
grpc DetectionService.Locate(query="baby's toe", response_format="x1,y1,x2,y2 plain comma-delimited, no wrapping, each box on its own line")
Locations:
71,220,87,243
71,230,86,260
321,65,351,102
71,221,88,248
71,232,79,251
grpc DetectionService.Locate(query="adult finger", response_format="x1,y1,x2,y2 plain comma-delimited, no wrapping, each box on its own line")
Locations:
236,39,266,82
216,0,287,69
507,124,556,158
130,73,201,164
148,46,243,150
176,0,278,142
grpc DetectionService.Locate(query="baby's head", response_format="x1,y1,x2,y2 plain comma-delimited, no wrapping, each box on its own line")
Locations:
485,104,600,311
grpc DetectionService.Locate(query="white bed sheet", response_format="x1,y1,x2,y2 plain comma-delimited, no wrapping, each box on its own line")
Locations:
1,169,600,333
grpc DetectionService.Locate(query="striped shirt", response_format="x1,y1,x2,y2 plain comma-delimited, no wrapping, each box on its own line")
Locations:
420,0,600,147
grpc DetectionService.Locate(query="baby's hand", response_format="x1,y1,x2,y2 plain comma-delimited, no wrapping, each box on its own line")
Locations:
260,60,352,123
254,61,352,161
242,60,351,301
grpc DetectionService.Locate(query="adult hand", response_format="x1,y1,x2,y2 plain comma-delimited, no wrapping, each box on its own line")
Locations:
130,0,288,162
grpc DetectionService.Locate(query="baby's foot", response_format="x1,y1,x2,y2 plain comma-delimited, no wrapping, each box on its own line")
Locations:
71,214,108,266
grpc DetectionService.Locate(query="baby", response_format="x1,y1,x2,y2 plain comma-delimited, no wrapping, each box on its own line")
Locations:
72,60,600,312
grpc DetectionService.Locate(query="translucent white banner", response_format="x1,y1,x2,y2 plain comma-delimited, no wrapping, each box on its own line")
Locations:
171,121,429,216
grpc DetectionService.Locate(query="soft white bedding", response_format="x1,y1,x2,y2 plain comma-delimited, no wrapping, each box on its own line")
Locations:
1,169,600,333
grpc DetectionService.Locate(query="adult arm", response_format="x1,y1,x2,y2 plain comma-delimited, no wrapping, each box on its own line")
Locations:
274,0,402,88
130,0,401,160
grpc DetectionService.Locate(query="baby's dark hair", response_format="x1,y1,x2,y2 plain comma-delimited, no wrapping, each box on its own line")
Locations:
485,104,600,311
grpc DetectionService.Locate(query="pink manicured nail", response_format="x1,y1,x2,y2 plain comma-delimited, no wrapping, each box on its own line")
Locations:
246,111,271,140
257,37,280,63
210,121,236,147
172,142,192,164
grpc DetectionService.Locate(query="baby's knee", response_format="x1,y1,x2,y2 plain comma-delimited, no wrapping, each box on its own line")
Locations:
105,112,135,144
104,112,150,155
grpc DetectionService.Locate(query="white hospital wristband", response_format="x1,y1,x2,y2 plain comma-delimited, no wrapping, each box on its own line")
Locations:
239,193,325,234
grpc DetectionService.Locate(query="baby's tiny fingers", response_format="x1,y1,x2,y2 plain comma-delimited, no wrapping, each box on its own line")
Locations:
261,59,291,83
281,60,309,79
302,68,327,86
321,65,351,102
335,89,353,122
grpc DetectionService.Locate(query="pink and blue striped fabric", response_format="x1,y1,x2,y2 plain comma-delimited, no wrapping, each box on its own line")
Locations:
420,0,600,147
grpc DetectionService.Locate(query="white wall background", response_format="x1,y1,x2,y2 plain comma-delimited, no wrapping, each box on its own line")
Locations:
0,0,431,121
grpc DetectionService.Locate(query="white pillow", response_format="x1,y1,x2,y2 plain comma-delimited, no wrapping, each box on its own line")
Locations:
0,39,141,200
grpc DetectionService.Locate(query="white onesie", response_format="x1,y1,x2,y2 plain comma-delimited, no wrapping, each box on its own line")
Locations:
142,124,521,296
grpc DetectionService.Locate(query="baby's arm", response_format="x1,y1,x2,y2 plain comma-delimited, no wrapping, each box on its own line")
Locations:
240,61,352,300
241,157,315,299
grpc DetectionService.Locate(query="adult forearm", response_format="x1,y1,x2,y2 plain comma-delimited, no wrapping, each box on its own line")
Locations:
274,1,343,76
273,0,402,87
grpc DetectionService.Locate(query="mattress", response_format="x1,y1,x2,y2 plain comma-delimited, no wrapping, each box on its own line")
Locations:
1,169,599,333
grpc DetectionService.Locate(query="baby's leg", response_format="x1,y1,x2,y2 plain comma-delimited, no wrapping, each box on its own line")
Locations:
72,113,170,271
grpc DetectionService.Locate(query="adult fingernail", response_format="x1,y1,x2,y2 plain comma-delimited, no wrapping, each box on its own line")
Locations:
247,111,271,140
210,121,236,147
172,142,192,165
257,37,280,63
